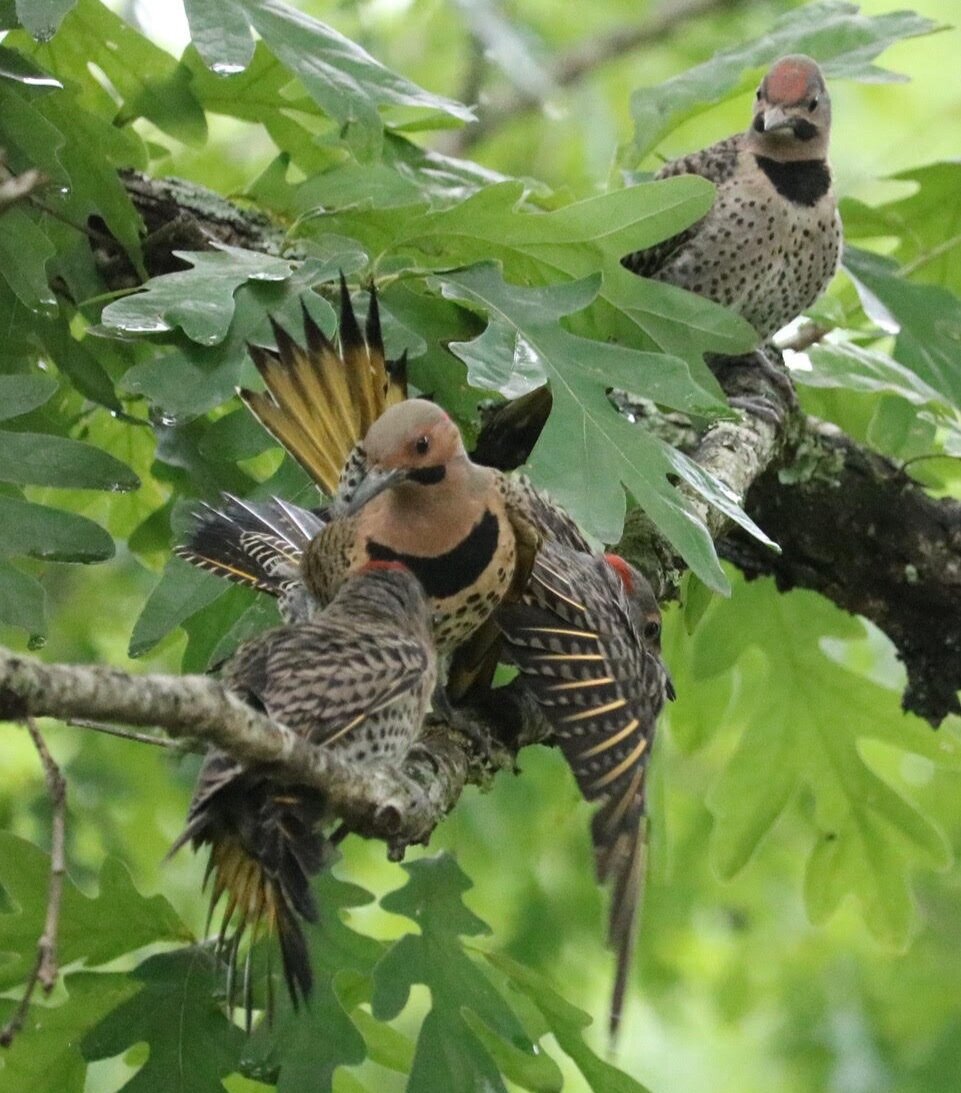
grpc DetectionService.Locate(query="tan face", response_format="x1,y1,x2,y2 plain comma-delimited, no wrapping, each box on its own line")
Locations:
751,55,831,149
363,399,465,472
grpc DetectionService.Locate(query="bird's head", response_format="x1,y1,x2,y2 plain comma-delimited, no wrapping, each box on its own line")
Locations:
749,55,831,159
604,553,677,701
603,554,663,649
343,399,469,513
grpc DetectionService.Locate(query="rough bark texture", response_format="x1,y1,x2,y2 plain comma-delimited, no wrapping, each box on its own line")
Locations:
721,419,961,723
106,171,961,730
0,647,547,858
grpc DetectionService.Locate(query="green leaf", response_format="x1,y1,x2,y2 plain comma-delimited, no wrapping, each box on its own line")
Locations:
233,0,474,157
0,43,61,86
0,495,114,562
18,0,206,145
690,580,952,947
625,1,942,163
0,372,58,420
484,952,654,1093
0,80,146,268
129,556,227,658
15,0,76,38
0,430,138,490
0,834,187,992
461,1007,565,1092
348,1008,414,1074
184,0,255,73
843,246,961,413
440,263,773,591
0,972,138,1093
36,321,120,411
865,393,938,460
373,854,541,1093
119,254,362,418
800,342,949,406
0,558,45,635
102,246,295,347
245,874,381,1093
0,206,56,312
313,176,756,371
198,408,277,463
82,948,245,1092
204,594,280,671
841,162,961,296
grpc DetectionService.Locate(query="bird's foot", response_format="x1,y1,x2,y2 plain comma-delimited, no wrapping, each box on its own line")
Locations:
755,345,798,406
432,684,494,762
729,394,787,428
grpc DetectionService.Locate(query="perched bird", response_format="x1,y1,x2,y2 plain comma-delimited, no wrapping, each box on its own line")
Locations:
496,545,673,1038
174,278,675,1033
623,55,841,341
169,561,436,1021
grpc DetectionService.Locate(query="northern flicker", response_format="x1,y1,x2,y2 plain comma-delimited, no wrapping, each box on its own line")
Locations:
497,544,672,1037
174,279,675,1033
169,560,436,1019
219,280,540,653
622,55,841,341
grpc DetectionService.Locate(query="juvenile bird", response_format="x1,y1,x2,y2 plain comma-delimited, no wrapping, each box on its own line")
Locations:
169,561,436,1021
623,55,841,341
496,545,673,1038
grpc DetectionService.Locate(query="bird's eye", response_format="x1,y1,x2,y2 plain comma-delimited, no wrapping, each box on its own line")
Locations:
808,96,819,111
414,435,430,455
644,620,661,642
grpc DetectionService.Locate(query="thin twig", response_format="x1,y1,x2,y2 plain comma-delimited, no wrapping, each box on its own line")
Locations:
0,718,66,1048
445,0,746,154
778,321,830,353
67,717,183,750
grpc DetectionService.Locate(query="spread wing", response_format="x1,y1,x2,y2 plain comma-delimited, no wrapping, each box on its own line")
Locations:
497,543,670,1036
174,494,326,597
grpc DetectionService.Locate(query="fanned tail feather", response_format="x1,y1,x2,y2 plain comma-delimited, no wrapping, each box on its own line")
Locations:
171,776,335,1024
239,277,406,495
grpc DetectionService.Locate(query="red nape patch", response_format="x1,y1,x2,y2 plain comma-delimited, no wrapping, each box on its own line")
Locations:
766,59,814,104
603,553,635,594
358,560,409,574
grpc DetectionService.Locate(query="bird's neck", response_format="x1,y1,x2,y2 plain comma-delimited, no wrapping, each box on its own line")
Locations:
362,458,496,554
744,128,830,162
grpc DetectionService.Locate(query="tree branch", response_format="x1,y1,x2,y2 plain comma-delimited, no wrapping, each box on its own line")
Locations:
719,418,961,723
444,0,747,155
0,648,543,859
106,172,961,724
616,354,961,725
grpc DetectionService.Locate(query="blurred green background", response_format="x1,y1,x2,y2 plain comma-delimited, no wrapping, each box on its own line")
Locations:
1,1,959,1090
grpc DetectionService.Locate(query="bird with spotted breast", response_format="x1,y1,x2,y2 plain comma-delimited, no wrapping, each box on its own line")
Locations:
623,55,841,343
210,278,542,656
173,279,675,1032
169,560,436,1024
496,544,673,1038
300,397,541,655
